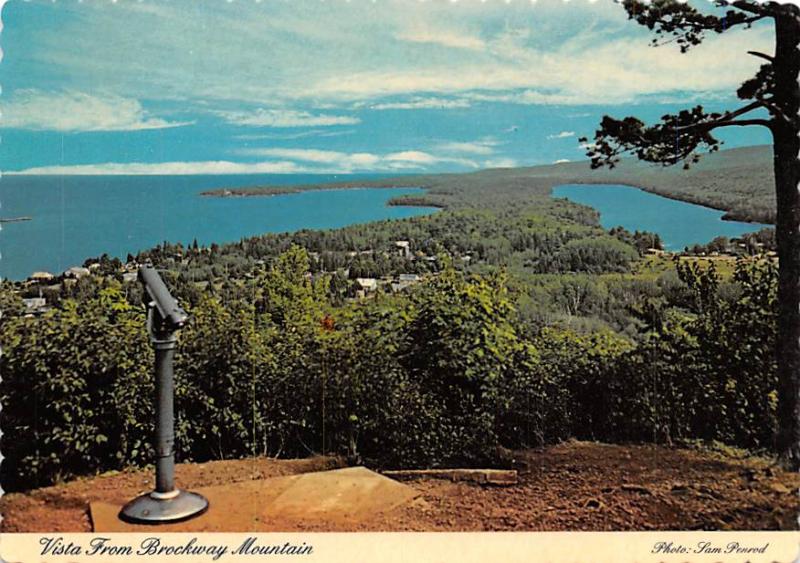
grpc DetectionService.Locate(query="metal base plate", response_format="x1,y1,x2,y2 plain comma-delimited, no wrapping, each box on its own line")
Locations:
119,490,209,524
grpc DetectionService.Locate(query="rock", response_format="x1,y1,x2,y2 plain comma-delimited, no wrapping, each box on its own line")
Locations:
670,482,690,493
696,485,723,499
742,468,760,482
769,483,792,494
383,469,518,486
621,484,653,495
583,498,603,510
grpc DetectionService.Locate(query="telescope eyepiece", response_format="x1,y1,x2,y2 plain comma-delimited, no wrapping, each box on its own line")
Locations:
138,266,189,331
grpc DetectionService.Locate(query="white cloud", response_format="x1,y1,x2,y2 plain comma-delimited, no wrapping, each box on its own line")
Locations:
0,90,191,132
385,151,438,164
386,150,479,169
235,129,355,141
239,148,381,169
24,1,774,109
12,146,485,174
12,160,302,175
310,25,772,104
238,147,479,172
464,90,586,105
218,109,360,128
436,138,500,155
547,131,575,140
368,98,471,110
483,157,518,169
395,27,486,51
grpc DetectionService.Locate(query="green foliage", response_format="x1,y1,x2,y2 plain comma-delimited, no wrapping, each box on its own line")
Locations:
549,236,640,273
0,250,780,491
609,226,663,253
400,266,519,465
174,296,270,460
1,281,151,489
607,259,778,447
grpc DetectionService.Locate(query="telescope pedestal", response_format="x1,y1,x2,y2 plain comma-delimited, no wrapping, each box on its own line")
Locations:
119,490,208,524
119,270,209,525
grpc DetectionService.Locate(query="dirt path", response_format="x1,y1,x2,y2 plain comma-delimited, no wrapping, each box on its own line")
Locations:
2,442,797,532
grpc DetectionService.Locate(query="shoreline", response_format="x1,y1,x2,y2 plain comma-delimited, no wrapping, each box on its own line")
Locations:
7,147,775,280
0,216,33,223
201,184,447,211
199,155,774,227
552,181,774,226
8,187,442,282
201,183,437,198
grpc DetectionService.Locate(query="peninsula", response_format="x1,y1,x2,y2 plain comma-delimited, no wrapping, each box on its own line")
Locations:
202,145,775,225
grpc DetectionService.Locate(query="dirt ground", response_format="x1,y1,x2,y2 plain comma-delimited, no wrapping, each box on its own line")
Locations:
2,441,797,532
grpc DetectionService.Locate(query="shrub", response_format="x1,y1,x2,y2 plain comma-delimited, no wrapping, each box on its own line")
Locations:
0,253,780,491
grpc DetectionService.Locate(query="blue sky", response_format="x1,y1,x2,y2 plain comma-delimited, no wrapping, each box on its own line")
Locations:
0,0,774,175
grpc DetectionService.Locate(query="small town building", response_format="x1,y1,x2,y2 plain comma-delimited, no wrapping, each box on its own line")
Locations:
23,297,46,309
22,297,48,316
391,273,423,293
355,277,378,299
395,241,411,259
355,278,378,292
65,266,91,279
29,271,55,282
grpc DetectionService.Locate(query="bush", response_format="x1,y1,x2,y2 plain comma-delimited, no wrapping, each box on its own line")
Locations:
1,282,151,490
0,252,780,491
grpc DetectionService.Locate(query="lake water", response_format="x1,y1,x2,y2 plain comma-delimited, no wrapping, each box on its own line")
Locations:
552,184,770,251
0,174,437,281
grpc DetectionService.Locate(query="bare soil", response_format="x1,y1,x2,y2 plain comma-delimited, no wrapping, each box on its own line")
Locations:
2,441,797,532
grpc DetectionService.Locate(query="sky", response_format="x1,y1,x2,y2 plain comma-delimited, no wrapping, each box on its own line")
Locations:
0,0,775,175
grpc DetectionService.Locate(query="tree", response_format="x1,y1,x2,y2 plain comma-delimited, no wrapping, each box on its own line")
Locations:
581,0,800,468
401,266,519,465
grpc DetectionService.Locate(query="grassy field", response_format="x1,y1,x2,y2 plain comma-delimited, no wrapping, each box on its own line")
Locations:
628,254,739,280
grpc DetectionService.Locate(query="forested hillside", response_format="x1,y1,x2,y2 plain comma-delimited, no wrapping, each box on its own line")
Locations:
207,145,775,223
0,146,780,492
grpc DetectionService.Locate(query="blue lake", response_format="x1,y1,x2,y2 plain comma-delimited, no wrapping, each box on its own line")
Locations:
0,174,437,281
552,183,771,251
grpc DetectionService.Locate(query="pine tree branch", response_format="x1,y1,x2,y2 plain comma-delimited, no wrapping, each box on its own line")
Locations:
759,98,796,127
729,0,775,17
720,100,766,120
580,101,774,170
719,0,770,16
676,118,772,131
672,101,772,132
747,50,775,63
624,0,768,53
